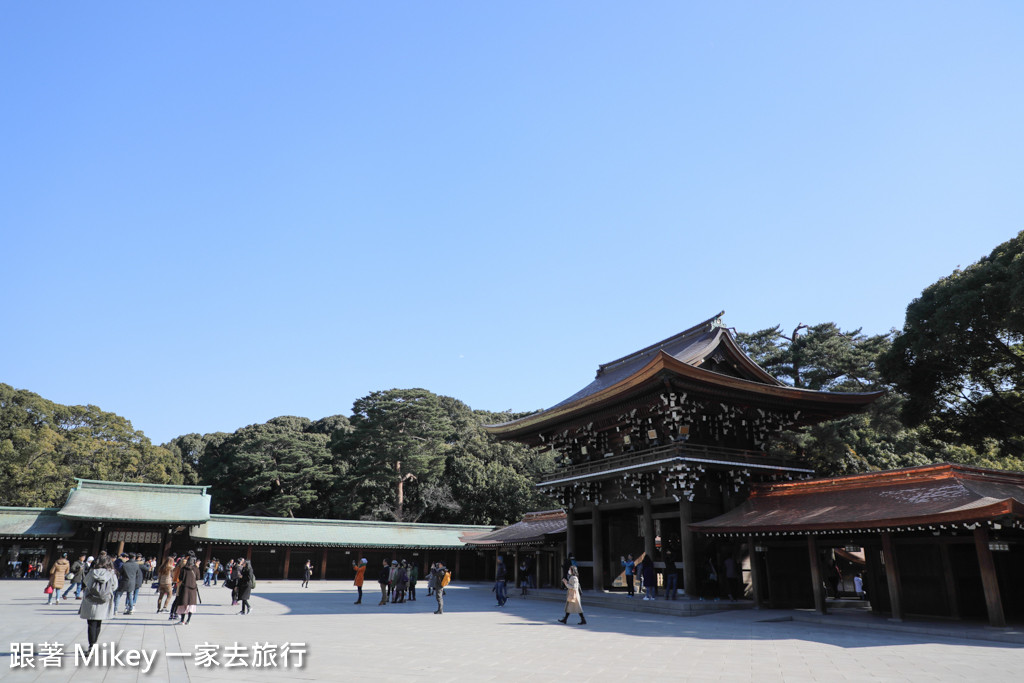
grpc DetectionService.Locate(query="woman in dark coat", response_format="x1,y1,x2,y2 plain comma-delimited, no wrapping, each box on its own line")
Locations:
641,555,656,600
235,558,255,615
175,556,201,625
302,560,312,588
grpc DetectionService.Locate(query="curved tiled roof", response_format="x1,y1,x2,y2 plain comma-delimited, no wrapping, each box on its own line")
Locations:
58,479,211,524
192,514,495,549
468,510,566,547
485,313,882,440
0,507,76,539
691,464,1024,535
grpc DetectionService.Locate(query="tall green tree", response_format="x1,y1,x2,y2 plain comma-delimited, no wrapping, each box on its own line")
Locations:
736,324,924,474
439,399,554,525
880,230,1024,459
198,417,334,517
332,389,453,520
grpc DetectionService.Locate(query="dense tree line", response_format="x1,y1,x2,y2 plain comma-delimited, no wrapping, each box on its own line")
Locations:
0,384,184,507
3,230,1021,511
168,390,553,523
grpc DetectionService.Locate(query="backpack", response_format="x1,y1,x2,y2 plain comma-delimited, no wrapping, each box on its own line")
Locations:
440,570,451,588
86,574,113,603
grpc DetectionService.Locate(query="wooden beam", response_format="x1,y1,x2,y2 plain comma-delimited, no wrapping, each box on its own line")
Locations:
592,505,604,591
319,548,328,581
939,542,960,620
679,498,698,598
807,535,827,615
748,536,764,608
565,506,576,558
973,527,1006,628
282,548,292,581
91,527,103,559
642,498,656,561
880,532,904,622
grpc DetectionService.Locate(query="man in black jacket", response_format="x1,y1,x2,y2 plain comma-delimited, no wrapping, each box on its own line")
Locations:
377,560,391,605
119,554,144,615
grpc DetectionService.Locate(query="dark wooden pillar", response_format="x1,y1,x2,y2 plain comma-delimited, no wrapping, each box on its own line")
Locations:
939,542,960,619
42,541,56,574
679,498,698,598
592,505,604,591
319,549,328,580
162,529,173,561
455,551,461,578
565,506,576,557
807,535,827,615
642,499,656,561
91,527,103,559
513,549,520,586
973,526,1006,628
749,536,764,608
880,532,904,622
245,545,252,562
116,540,125,556
282,548,292,581
203,546,212,564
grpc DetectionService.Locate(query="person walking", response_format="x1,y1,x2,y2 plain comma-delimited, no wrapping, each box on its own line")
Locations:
663,551,678,600
394,561,409,603
235,558,255,615
494,556,508,606
558,565,586,625
431,562,448,615
388,560,399,602
203,559,215,586
519,557,529,596
78,552,117,654
407,561,418,601
62,553,87,601
352,558,366,604
229,559,241,607
46,553,71,605
302,560,313,588
641,554,656,600
119,554,144,615
620,554,636,597
175,556,201,624
156,556,175,613
377,560,391,605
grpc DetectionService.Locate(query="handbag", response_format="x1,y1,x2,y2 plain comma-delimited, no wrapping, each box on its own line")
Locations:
44,585,54,594
66,573,75,581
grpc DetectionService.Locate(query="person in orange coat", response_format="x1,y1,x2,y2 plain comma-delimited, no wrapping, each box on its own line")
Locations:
352,558,367,604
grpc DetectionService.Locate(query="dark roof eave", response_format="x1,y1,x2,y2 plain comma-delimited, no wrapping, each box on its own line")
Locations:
691,499,1024,536
485,352,883,439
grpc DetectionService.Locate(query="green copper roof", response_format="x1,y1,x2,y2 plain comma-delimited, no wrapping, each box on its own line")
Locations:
193,514,495,549
0,507,77,539
58,479,211,524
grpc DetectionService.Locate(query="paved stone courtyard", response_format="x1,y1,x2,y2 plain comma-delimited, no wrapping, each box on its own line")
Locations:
1,580,1021,682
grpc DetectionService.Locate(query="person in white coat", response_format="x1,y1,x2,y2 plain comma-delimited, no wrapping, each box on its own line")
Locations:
558,565,587,625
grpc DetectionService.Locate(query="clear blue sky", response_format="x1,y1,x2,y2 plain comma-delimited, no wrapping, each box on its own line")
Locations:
3,3,1022,445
